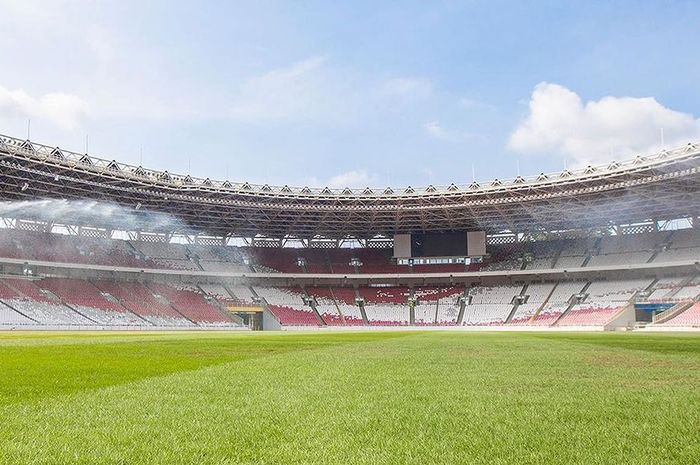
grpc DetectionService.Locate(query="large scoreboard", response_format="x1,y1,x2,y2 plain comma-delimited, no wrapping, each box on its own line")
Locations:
393,231,486,258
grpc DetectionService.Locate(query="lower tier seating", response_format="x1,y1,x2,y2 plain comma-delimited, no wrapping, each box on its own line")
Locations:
661,302,700,327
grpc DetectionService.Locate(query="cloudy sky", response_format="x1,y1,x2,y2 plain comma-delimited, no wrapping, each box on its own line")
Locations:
1,0,699,188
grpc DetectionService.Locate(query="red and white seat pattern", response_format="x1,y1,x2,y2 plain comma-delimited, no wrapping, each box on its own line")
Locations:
558,279,651,326
254,286,319,326
529,281,586,326
661,302,700,327
508,282,556,325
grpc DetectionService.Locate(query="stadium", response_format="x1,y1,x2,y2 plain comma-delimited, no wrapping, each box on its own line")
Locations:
1,133,699,331
2,3,700,464
2,136,700,463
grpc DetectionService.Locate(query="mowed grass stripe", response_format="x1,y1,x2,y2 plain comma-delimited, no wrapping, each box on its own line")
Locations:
0,331,408,405
0,332,698,464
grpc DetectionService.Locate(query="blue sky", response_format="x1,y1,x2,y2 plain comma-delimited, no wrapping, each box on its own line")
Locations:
1,0,699,188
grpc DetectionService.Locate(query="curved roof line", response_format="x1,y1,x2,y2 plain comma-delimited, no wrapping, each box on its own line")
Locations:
1,133,698,198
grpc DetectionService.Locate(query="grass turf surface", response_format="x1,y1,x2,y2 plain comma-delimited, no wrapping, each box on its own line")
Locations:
0,331,698,464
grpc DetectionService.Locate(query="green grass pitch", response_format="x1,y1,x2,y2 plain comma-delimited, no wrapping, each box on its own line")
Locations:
0,331,698,464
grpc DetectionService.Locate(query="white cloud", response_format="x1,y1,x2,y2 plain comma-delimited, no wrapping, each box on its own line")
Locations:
424,120,476,142
0,85,89,130
228,57,439,125
509,82,700,165
229,57,351,124
326,170,379,188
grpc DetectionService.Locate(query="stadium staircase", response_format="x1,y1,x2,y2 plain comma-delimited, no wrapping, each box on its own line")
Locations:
2,279,35,300
8,279,100,324
300,286,326,326
652,301,694,324
455,287,469,325
90,280,153,325
323,250,335,274
553,282,591,326
58,302,100,324
505,284,527,324
549,248,562,269
144,283,198,325
192,257,205,271
354,288,369,325
195,284,244,324
125,241,146,261
662,275,697,300
646,249,660,263
221,284,242,302
432,294,440,325
527,283,558,325
0,300,38,323
327,287,348,325
603,302,637,330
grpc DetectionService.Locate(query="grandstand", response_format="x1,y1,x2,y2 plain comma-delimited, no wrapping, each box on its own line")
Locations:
0,133,699,330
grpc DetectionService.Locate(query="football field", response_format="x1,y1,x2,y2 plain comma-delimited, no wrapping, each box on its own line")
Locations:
0,331,698,464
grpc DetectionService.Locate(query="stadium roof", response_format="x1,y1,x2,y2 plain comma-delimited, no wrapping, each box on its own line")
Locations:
1,133,700,238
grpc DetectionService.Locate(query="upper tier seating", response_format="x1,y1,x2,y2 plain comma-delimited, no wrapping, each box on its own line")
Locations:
554,255,585,269
668,229,700,249
5,227,700,275
528,257,556,270
654,246,700,263
598,233,660,255
130,241,188,260
587,251,653,267
198,261,250,273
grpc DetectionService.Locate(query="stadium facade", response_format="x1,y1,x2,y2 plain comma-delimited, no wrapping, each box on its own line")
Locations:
0,133,699,331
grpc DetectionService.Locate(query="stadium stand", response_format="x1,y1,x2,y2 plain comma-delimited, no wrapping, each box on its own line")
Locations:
529,281,586,325
147,283,233,326
93,281,194,326
558,279,652,326
254,286,319,326
508,282,556,325
2,224,700,329
661,302,700,327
